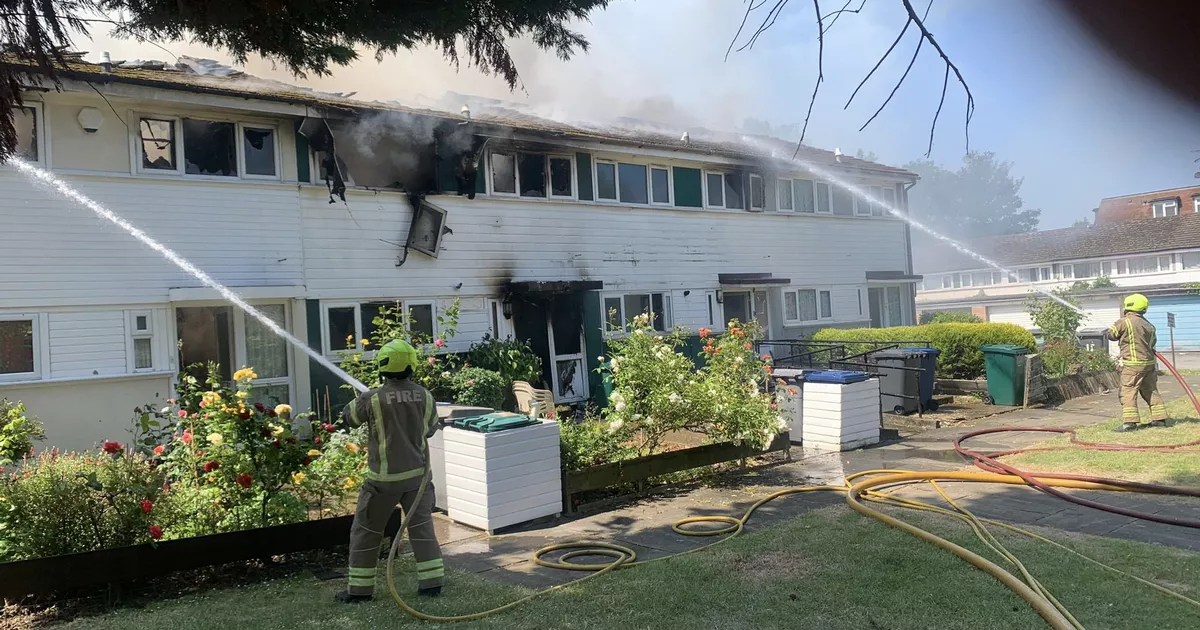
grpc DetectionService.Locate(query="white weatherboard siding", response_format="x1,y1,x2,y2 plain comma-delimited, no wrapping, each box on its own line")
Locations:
47,310,128,378
986,304,1033,328
300,189,909,314
0,172,304,308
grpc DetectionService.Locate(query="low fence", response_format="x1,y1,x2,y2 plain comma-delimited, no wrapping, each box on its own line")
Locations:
562,433,791,512
759,340,932,370
935,370,1120,406
0,508,405,600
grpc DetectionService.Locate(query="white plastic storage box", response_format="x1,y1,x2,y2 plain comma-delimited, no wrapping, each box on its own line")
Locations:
801,379,881,451
442,420,562,533
428,404,493,512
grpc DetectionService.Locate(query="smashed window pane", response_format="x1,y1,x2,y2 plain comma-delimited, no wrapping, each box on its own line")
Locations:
15,108,37,161
491,152,516,193
140,118,175,170
519,153,547,197
550,157,572,197
327,307,356,351
183,119,237,176
243,127,276,176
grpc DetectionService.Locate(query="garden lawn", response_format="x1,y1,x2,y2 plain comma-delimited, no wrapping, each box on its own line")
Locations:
59,505,1200,630
1002,396,1200,486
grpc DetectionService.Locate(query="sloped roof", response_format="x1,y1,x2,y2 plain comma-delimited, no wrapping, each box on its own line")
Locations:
918,213,1200,273
9,54,914,177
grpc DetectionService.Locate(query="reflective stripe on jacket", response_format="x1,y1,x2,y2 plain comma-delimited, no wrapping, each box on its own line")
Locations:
1107,311,1158,367
341,379,437,485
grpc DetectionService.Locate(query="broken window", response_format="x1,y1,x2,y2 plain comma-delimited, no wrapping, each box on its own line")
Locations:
550,157,573,197
242,127,277,176
15,107,38,162
326,306,356,352
407,303,435,342
618,163,648,204
491,152,516,194
724,173,743,210
140,118,175,170
183,119,237,176
651,167,670,204
706,172,724,207
518,153,547,197
596,161,617,200
175,306,234,383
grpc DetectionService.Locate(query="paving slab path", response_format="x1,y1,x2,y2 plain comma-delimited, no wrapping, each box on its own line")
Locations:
419,374,1200,589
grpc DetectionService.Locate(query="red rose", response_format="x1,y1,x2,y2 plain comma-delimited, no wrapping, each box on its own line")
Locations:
239,410,252,420
153,445,165,456
102,441,123,455
322,424,336,433
255,402,266,412
313,437,322,445
301,456,311,466
149,525,163,540
261,428,273,438
272,440,281,449
267,410,278,418
141,499,153,514
236,473,253,489
203,461,220,472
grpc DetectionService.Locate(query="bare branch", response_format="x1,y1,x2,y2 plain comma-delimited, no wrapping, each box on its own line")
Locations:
901,0,975,151
739,0,790,53
822,0,867,33
857,29,923,132
926,64,949,157
843,17,912,110
725,0,769,62
794,0,823,158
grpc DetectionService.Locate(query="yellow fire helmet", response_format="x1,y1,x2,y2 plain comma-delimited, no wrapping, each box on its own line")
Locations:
1123,293,1150,313
377,339,419,374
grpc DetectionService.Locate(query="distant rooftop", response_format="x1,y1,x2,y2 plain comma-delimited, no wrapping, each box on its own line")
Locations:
9,52,914,177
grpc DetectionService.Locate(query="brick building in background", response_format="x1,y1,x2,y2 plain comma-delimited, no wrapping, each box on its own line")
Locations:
1095,185,1200,224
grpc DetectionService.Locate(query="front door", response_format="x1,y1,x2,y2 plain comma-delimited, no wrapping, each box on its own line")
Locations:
753,290,770,338
175,303,293,407
723,291,752,328
548,300,588,404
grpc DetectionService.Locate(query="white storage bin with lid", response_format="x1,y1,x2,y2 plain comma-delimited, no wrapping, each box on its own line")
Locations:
801,378,881,451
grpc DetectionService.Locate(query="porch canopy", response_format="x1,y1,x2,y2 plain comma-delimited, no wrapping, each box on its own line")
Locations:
504,280,603,299
865,270,923,284
718,272,790,286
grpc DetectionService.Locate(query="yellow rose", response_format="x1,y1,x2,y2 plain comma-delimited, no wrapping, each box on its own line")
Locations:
292,472,306,484
307,449,321,457
270,424,285,437
360,338,371,347
232,368,258,382
275,404,292,417
207,433,223,446
201,391,222,405
235,391,249,400
343,476,360,490
344,443,360,454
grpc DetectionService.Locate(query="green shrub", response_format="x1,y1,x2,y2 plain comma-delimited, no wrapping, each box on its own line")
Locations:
466,335,544,409
920,311,982,324
558,411,636,472
450,367,508,410
811,323,1036,379
1040,341,1118,378
0,399,43,466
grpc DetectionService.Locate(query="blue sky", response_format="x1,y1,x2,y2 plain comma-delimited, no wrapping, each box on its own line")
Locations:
82,0,1200,229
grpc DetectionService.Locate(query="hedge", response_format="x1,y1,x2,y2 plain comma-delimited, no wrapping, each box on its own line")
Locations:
810,323,1036,379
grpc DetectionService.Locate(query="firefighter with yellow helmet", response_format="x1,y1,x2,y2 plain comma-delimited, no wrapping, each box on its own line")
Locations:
336,339,444,603
1107,293,1168,432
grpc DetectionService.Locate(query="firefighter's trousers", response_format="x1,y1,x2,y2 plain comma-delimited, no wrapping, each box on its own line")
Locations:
347,478,443,596
1119,364,1168,424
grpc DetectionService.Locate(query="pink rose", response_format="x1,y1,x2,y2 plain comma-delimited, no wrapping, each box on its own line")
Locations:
427,357,437,365
434,338,445,348
177,409,187,418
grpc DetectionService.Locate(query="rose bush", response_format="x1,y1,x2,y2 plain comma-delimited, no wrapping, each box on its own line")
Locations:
450,367,508,410
599,315,784,457
339,299,461,401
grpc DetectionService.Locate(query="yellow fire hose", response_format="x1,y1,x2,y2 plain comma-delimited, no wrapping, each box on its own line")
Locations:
383,467,1200,628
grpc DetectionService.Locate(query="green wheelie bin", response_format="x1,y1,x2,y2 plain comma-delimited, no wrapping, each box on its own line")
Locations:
980,344,1030,406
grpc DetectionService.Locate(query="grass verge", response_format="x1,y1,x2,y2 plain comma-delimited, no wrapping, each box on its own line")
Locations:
1002,396,1200,486
52,504,1200,630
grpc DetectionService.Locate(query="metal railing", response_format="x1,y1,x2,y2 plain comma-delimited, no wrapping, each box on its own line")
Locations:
759,339,932,370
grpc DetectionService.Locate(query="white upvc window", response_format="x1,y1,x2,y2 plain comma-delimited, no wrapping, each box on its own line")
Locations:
1152,199,1179,218
649,165,672,205
12,102,46,165
777,178,795,211
1060,264,1074,280
705,290,721,329
602,292,672,333
749,174,765,210
134,115,280,179
127,310,156,372
881,186,896,214
782,288,833,324
855,187,874,216
0,313,42,382
941,275,953,289
1193,197,1200,215
492,151,576,199
322,300,437,357
594,159,618,202
814,181,833,214
705,171,725,208
489,151,518,196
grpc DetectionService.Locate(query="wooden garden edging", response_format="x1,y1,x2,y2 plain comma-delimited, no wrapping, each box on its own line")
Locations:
0,508,405,600
562,432,791,511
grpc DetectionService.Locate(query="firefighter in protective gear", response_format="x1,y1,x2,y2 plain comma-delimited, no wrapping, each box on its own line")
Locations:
1107,293,1168,432
335,340,444,603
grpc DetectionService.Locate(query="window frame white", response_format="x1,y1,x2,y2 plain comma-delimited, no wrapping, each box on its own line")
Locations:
615,161,651,205
855,187,873,216
814,181,833,214
648,165,673,206
1151,199,1179,218
777,177,795,212
704,170,726,209
602,291,673,334
749,173,765,211
134,115,182,176
593,158,619,202
233,302,294,407
487,150,519,197
12,102,47,166
782,288,834,325
321,300,440,359
0,313,43,382
236,123,282,181
547,153,577,200
126,310,156,373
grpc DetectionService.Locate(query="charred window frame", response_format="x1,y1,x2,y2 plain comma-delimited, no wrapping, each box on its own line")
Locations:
138,117,178,173
239,125,279,179
549,155,574,199
518,152,548,197
134,114,281,180
182,118,238,177
488,150,518,195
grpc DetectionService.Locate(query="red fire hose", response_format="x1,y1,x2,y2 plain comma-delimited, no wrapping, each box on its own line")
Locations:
954,352,1200,529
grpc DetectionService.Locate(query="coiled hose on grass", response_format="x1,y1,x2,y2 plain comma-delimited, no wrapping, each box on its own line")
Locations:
384,351,1200,627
